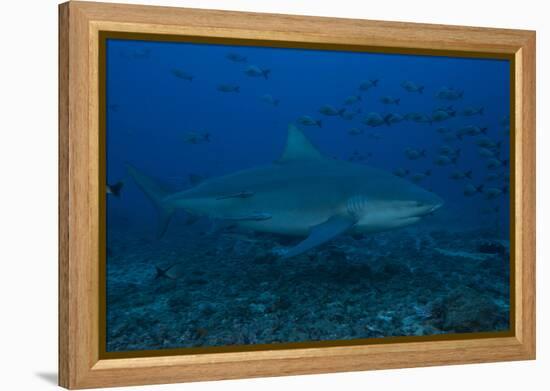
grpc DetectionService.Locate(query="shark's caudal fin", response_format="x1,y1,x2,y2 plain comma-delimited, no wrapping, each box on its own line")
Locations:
126,164,175,238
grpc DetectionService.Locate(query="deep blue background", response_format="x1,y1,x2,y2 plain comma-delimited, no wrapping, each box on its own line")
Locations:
106,39,510,237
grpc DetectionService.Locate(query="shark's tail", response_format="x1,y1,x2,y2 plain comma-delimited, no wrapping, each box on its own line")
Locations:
126,163,175,238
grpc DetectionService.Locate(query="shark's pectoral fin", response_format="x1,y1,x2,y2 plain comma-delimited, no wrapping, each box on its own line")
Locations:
279,215,356,259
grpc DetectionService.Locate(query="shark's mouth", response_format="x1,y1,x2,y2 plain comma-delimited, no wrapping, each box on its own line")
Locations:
400,202,443,220
430,202,444,213
419,202,444,216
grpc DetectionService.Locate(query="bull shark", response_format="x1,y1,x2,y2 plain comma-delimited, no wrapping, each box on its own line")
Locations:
127,124,443,259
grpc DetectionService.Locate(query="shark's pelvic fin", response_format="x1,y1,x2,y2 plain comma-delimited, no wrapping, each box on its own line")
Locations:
207,219,237,235
126,163,175,238
278,124,325,163
279,215,356,259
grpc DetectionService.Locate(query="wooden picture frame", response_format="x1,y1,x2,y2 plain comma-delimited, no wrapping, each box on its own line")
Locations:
59,1,536,389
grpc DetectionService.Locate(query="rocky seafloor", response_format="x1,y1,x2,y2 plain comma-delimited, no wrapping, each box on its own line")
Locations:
106,221,510,352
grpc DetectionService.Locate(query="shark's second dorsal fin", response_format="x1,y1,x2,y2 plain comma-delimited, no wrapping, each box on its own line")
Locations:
279,124,325,163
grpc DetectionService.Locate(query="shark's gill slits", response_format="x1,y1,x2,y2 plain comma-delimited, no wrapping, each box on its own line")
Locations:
346,195,369,218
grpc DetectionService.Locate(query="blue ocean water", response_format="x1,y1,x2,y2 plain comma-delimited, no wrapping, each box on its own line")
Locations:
105,38,511,352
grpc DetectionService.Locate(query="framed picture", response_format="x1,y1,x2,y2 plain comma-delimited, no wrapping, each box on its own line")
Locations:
59,1,536,389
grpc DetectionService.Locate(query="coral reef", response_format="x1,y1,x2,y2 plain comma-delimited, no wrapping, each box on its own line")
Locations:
106,225,510,352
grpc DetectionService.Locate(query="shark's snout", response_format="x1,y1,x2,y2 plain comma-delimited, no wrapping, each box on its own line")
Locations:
423,199,443,216
411,194,443,217
430,202,444,212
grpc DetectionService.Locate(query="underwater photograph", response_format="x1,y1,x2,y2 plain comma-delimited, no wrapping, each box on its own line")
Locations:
104,38,511,353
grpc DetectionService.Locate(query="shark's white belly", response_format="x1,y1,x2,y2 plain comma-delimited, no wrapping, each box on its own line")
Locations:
236,210,332,236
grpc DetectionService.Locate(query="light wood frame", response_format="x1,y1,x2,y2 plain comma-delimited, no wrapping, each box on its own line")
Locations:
59,1,536,389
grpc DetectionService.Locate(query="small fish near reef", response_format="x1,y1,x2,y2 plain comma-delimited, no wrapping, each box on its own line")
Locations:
362,112,386,127
434,154,457,166
405,112,433,125
344,94,362,105
442,132,459,143
475,137,501,149
341,108,362,121
436,87,464,100
431,108,456,122
449,170,472,180
384,113,404,125
485,172,508,182
438,145,460,156
107,181,124,197
478,147,496,158
486,158,508,169
405,148,426,160
225,52,247,63
435,105,455,114
217,84,240,93
154,263,187,280
245,65,271,79
410,170,431,183
319,105,345,117
461,106,484,116
260,94,280,106
297,116,322,127
358,79,379,91
170,68,194,81
456,125,488,139
464,184,484,196
484,186,508,199
401,81,424,93
393,168,410,178
380,96,400,105
184,131,211,144
348,127,364,136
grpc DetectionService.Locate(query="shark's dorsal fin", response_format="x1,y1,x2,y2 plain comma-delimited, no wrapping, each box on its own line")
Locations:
279,124,325,163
